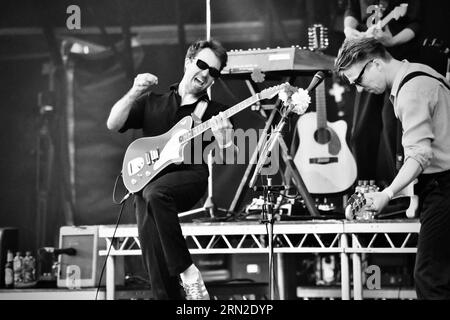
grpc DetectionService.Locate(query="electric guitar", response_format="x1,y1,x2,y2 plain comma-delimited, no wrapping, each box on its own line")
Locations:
121,84,288,193
345,180,419,220
293,25,357,194
365,3,408,36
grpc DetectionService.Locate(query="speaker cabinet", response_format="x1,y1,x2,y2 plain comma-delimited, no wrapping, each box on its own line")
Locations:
57,225,124,288
0,228,19,288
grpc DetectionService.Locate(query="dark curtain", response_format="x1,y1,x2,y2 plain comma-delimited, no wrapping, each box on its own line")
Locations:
70,45,144,225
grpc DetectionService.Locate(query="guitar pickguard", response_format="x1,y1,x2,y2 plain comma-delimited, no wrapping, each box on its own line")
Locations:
153,130,186,170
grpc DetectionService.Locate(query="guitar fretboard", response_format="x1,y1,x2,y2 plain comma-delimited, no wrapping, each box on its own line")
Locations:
179,93,262,143
315,81,327,129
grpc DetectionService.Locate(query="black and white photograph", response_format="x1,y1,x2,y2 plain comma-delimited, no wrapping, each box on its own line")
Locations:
0,0,449,311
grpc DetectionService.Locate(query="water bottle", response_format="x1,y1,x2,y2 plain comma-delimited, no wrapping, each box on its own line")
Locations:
22,251,35,283
13,252,23,286
4,250,14,288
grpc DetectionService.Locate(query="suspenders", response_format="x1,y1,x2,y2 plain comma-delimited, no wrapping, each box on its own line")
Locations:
396,71,450,96
191,99,208,126
394,71,450,172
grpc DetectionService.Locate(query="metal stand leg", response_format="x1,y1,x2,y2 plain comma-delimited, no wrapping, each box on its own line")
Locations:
178,150,218,218
340,234,350,300
229,108,277,213
352,252,363,300
105,238,115,300
268,216,275,299
276,253,285,300
277,138,319,217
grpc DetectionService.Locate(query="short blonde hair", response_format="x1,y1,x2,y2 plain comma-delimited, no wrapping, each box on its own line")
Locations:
335,38,391,76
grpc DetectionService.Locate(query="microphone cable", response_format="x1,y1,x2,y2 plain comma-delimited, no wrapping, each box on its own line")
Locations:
95,173,131,300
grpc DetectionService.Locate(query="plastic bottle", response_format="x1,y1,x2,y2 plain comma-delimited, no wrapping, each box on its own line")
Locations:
355,180,363,194
22,253,29,283
13,252,23,286
22,251,35,283
29,252,36,282
4,250,14,288
362,180,369,193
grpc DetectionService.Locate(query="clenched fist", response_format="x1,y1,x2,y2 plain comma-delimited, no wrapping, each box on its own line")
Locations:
130,73,158,97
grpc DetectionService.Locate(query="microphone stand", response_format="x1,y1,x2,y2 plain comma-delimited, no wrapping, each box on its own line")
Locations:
249,105,320,300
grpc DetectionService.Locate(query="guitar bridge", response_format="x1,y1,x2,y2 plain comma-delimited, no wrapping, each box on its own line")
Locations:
309,157,338,164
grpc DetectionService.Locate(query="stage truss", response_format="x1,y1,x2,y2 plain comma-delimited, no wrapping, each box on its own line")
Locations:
98,219,420,300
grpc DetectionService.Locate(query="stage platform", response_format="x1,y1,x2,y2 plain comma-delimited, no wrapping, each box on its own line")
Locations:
98,219,420,300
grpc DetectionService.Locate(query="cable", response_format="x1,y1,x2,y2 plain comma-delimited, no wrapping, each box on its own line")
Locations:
112,172,130,205
95,191,130,300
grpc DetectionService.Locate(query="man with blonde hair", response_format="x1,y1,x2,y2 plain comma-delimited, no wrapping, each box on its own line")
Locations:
336,37,450,299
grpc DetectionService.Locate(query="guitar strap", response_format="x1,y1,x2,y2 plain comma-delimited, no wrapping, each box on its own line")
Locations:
395,71,450,172
191,99,208,126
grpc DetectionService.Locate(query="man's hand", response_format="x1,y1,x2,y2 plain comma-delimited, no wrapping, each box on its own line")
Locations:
210,112,233,148
130,73,158,98
344,27,364,40
367,26,395,47
363,191,391,214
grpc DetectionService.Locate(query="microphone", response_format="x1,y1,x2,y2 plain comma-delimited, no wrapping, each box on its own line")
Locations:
306,71,326,93
253,185,296,192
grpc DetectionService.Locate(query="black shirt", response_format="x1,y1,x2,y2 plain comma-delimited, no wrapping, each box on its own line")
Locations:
119,83,230,173
345,0,423,60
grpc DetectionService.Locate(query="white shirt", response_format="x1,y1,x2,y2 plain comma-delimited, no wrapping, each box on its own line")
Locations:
390,61,450,174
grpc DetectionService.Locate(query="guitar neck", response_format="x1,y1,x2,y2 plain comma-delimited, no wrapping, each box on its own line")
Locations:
315,81,327,128
379,11,395,29
181,93,261,143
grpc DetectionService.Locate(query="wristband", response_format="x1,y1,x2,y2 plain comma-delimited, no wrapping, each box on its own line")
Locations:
382,187,394,200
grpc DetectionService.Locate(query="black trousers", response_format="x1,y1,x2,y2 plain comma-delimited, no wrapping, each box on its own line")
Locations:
351,91,398,186
134,165,208,299
414,170,450,299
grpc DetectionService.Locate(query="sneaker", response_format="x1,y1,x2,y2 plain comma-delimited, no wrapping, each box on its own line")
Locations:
182,273,210,300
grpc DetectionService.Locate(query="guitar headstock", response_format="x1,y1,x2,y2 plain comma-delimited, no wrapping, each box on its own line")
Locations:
345,180,379,220
308,24,329,51
259,83,290,100
345,192,367,220
392,3,408,20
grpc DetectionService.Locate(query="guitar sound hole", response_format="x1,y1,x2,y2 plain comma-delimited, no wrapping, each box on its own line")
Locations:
314,128,331,144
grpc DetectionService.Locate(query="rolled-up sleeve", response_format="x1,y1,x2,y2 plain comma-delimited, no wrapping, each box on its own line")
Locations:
397,81,436,171
404,0,423,35
118,92,148,133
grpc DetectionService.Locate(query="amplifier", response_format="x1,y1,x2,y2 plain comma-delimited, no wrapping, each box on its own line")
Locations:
57,226,124,288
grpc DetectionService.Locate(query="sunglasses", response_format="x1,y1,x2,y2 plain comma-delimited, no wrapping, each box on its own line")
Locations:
196,59,221,78
352,59,374,86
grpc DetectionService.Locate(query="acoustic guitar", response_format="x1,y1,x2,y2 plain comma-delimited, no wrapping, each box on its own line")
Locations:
293,24,357,194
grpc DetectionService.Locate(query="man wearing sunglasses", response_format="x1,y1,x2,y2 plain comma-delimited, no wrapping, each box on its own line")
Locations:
336,37,450,299
107,39,237,300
